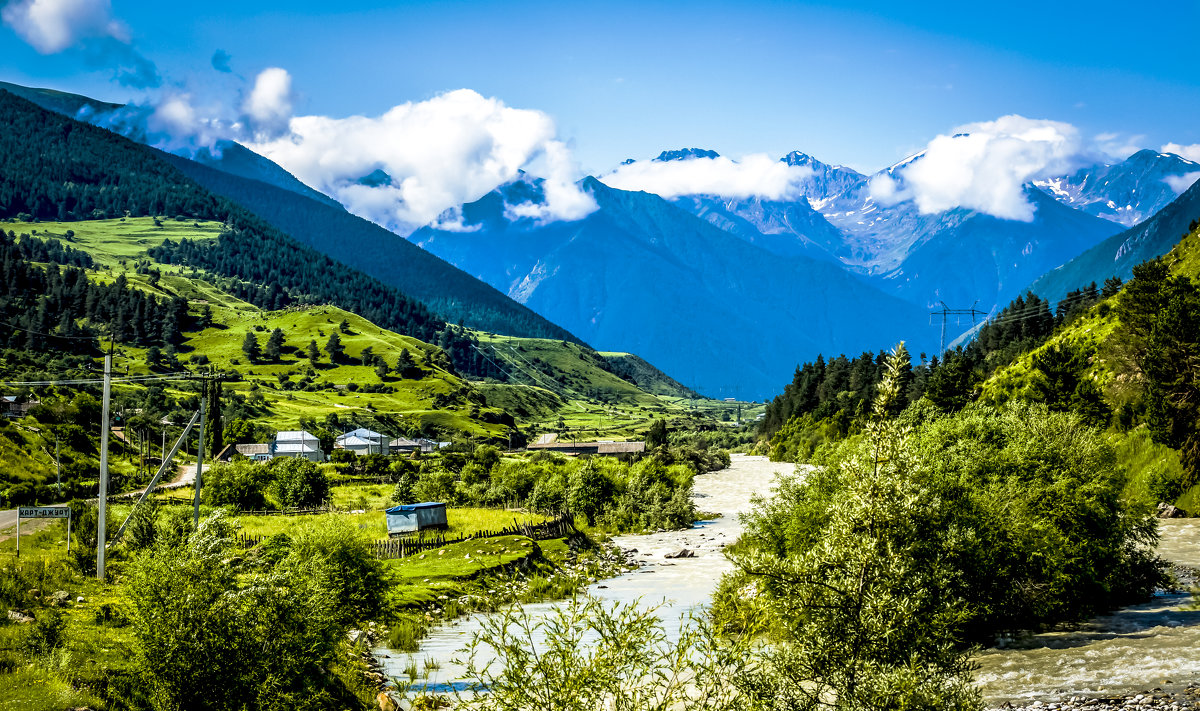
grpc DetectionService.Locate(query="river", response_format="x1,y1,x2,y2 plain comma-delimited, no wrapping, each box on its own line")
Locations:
376,453,790,692
378,456,1200,702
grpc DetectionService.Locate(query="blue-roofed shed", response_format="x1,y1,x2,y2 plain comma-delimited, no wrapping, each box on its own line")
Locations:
385,502,448,535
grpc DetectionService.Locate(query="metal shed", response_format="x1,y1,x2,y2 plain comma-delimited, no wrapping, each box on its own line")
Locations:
385,502,448,535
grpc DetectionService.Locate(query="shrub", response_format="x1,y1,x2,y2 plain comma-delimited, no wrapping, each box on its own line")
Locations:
201,460,270,510
270,457,330,509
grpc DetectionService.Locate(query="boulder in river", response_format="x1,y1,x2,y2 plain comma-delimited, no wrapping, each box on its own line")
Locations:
1157,503,1188,518
665,549,695,559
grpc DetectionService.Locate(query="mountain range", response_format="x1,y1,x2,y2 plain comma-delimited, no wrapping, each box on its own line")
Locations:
5,78,1200,399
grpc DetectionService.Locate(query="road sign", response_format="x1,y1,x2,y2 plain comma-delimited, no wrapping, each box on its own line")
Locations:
18,506,70,519
16,506,71,557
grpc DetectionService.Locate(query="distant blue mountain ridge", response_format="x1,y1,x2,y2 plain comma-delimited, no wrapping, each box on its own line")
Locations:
410,146,1200,396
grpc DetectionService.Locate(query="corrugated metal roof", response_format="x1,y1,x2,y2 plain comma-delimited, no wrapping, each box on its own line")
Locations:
385,502,445,513
337,428,385,442
390,438,420,447
339,435,375,446
597,441,646,454
235,443,270,455
276,430,318,442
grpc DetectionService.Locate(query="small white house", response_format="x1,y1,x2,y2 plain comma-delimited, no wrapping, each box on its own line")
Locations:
335,428,389,456
272,430,325,462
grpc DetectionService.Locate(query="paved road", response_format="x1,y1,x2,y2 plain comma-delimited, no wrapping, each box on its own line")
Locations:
0,462,196,531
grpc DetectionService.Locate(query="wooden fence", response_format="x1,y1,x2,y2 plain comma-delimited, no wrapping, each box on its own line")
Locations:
234,514,576,560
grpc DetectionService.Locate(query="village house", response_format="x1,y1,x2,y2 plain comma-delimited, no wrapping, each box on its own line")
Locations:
335,428,390,456
215,430,325,462
0,395,38,418
526,434,646,459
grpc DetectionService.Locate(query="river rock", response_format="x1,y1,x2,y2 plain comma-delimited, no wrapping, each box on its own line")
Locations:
49,590,71,607
7,610,33,624
664,549,695,559
1157,503,1187,518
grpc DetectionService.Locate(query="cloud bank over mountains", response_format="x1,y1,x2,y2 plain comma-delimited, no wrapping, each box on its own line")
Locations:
869,116,1092,221
600,153,814,200
246,89,597,232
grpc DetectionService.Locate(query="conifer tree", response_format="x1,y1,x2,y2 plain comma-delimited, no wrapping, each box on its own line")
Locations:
241,332,260,362
325,332,344,362
264,328,284,361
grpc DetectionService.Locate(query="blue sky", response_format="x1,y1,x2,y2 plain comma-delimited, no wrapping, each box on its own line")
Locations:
4,0,1199,175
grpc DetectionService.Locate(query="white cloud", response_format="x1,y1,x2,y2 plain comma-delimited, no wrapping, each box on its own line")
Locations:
1,0,124,53
1165,172,1200,194
870,115,1091,221
1095,132,1145,160
241,67,294,141
2,0,158,87
247,89,596,232
599,153,813,200
1162,142,1200,163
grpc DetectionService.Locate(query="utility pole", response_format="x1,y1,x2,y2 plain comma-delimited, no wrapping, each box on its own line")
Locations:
96,351,112,582
929,301,987,354
192,378,207,529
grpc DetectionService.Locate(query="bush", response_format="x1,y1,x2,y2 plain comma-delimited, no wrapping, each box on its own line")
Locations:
124,514,372,711
270,457,330,509
201,460,270,510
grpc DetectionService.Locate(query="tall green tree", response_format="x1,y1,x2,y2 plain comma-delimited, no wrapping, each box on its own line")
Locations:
324,332,343,363
264,328,284,361
241,332,260,362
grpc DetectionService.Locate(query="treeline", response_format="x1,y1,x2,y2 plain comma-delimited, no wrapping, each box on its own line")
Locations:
760,279,1119,461
0,230,188,353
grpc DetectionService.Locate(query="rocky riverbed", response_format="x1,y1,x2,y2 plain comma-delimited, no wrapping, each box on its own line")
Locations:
991,686,1200,710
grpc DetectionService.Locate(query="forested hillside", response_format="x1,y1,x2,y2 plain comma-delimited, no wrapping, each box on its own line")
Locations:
0,88,504,379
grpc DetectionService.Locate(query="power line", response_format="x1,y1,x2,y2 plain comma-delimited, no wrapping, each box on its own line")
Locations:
0,371,201,387
0,318,99,341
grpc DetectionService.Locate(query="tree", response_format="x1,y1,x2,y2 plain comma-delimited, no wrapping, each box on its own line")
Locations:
360,345,374,366
724,347,984,710
241,332,261,362
924,349,975,412
264,328,284,361
645,418,668,449
375,362,388,379
270,457,330,509
566,461,615,526
324,332,343,363
126,512,375,711
306,338,320,363
338,318,350,334
201,460,270,510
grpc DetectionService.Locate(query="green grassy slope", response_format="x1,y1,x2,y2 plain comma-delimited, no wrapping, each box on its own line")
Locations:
979,222,1200,506
21,218,512,441
599,352,698,398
